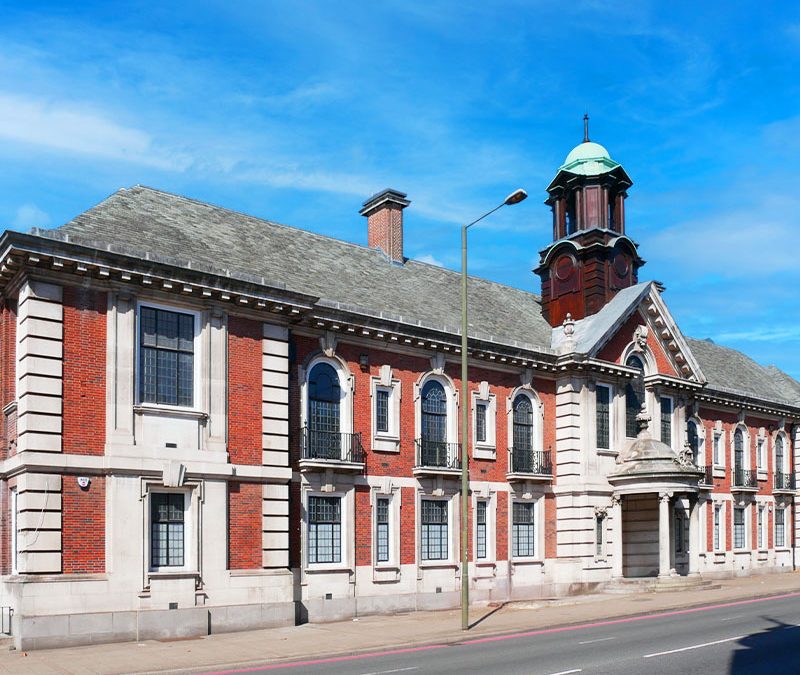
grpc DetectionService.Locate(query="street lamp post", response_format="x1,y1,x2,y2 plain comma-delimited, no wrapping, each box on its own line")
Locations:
461,188,527,631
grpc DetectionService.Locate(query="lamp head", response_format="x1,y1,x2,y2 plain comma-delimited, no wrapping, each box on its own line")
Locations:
504,189,528,206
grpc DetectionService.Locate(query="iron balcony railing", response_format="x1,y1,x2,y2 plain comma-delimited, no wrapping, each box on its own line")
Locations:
775,472,796,491
699,465,714,486
733,467,758,489
415,439,461,470
510,448,553,475
301,428,365,464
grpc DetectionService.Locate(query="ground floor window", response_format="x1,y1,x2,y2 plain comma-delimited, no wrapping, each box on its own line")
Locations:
733,506,746,550
308,495,342,564
151,492,185,568
476,500,487,560
595,513,605,557
713,504,721,551
512,501,536,558
757,505,765,550
421,499,448,561
776,507,785,548
376,497,390,563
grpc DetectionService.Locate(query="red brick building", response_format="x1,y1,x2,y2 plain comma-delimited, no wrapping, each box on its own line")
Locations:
0,134,797,648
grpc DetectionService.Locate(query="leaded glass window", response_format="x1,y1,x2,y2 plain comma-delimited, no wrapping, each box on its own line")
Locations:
625,355,645,438
734,428,744,473
421,381,447,464
376,497,390,563
151,493,185,568
308,363,341,459
513,395,534,452
776,507,785,548
512,502,536,558
713,505,721,550
596,385,611,450
476,501,487,560
687,420,700,464
376,389,390,434
734,506,745,549
675,513,684,554
308,496,341,564
757,506,765,549
421,499,448,561
660,397,673,446
475,402,487,444
776,435,785,474
140,307,195,407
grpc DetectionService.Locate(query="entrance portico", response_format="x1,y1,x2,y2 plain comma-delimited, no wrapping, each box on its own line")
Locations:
609,411,703,579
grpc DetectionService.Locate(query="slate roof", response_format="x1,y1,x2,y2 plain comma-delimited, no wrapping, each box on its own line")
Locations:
686,338,800,406
32,185,800,409
39,185,554,351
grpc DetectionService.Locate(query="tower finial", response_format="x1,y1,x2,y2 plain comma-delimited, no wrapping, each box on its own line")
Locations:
583,113,590,143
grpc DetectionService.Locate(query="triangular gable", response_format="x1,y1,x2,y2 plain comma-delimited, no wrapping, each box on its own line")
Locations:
552,282,705,383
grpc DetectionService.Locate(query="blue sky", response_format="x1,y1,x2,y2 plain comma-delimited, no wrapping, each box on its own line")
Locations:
1,2,800,376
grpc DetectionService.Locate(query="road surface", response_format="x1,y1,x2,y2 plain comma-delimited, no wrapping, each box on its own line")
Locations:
197,592,800,675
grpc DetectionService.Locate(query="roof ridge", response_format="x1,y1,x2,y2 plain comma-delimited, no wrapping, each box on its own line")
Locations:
67,185,541,302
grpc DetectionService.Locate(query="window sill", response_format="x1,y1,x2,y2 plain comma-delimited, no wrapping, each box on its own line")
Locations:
418,561,457,569
134,404,208,420
148,570,200,580
713,466,726,478
775,547,791,553
305,565,353,574
511,557,543,566
473,446,496,461
374,563,400,571
597,448,618,457
757,471,768,481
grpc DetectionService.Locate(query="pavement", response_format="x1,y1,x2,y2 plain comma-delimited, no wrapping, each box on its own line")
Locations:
1,572,799,675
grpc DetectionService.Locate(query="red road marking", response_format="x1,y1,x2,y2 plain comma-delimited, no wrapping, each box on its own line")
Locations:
198,591,800,674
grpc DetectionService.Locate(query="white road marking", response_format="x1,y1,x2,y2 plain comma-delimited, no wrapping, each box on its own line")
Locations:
547,669,582,675
359,668,418,675
720,615,744,621
578,636,616,645
643,635,744,658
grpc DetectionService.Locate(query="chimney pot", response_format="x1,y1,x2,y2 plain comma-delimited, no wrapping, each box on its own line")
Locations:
360,188,410,263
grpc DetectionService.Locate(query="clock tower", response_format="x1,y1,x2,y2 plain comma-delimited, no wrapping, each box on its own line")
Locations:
535,118,645,326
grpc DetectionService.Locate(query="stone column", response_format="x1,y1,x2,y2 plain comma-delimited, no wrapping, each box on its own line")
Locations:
658,492,671,578
688,495,700,576
611,494,623,578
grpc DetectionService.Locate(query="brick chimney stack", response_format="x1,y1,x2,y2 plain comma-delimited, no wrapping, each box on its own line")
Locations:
360,188,410,263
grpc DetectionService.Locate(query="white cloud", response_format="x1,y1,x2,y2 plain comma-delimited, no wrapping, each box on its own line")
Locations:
0,92,191,170
414,253,445,267
12,203,50,229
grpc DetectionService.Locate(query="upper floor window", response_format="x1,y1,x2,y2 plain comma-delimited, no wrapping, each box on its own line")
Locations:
756,438,766,471
475,403,487,444
687,420,700,465
660,397,673,446
713,431,722,466
420,380,448,464
512,395,534,452
307,362,342,459
140,306,195,407
776,434,785,474
734,428,745,472
596,384,612,450
375,390,390,434
625,355,645,438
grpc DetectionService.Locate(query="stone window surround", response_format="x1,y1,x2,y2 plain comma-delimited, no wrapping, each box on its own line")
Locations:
506,386,545,470
298,354,355,436
415,487,458,569
508,489,544,563
686,415,706,466
141,479,202,586
413,372,459,455
730,424,751,474
301,486,353,574
472,488,497,566
773,430,789,476
593,382,615,456
371,485,401,569
471,381,497,460
369,367,401,453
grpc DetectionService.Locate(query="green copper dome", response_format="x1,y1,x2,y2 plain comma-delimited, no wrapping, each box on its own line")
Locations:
559,140,621,176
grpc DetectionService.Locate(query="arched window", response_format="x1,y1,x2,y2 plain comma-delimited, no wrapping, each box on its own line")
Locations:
625,355,645,438
421,380,448,465
687,420,700,464
776,435,785,475
513,395,534,452
734,428,744,474
307,362,341,459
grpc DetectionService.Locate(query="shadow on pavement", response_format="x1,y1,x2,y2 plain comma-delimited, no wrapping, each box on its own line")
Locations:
729,617,800,674
469,603,506,630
